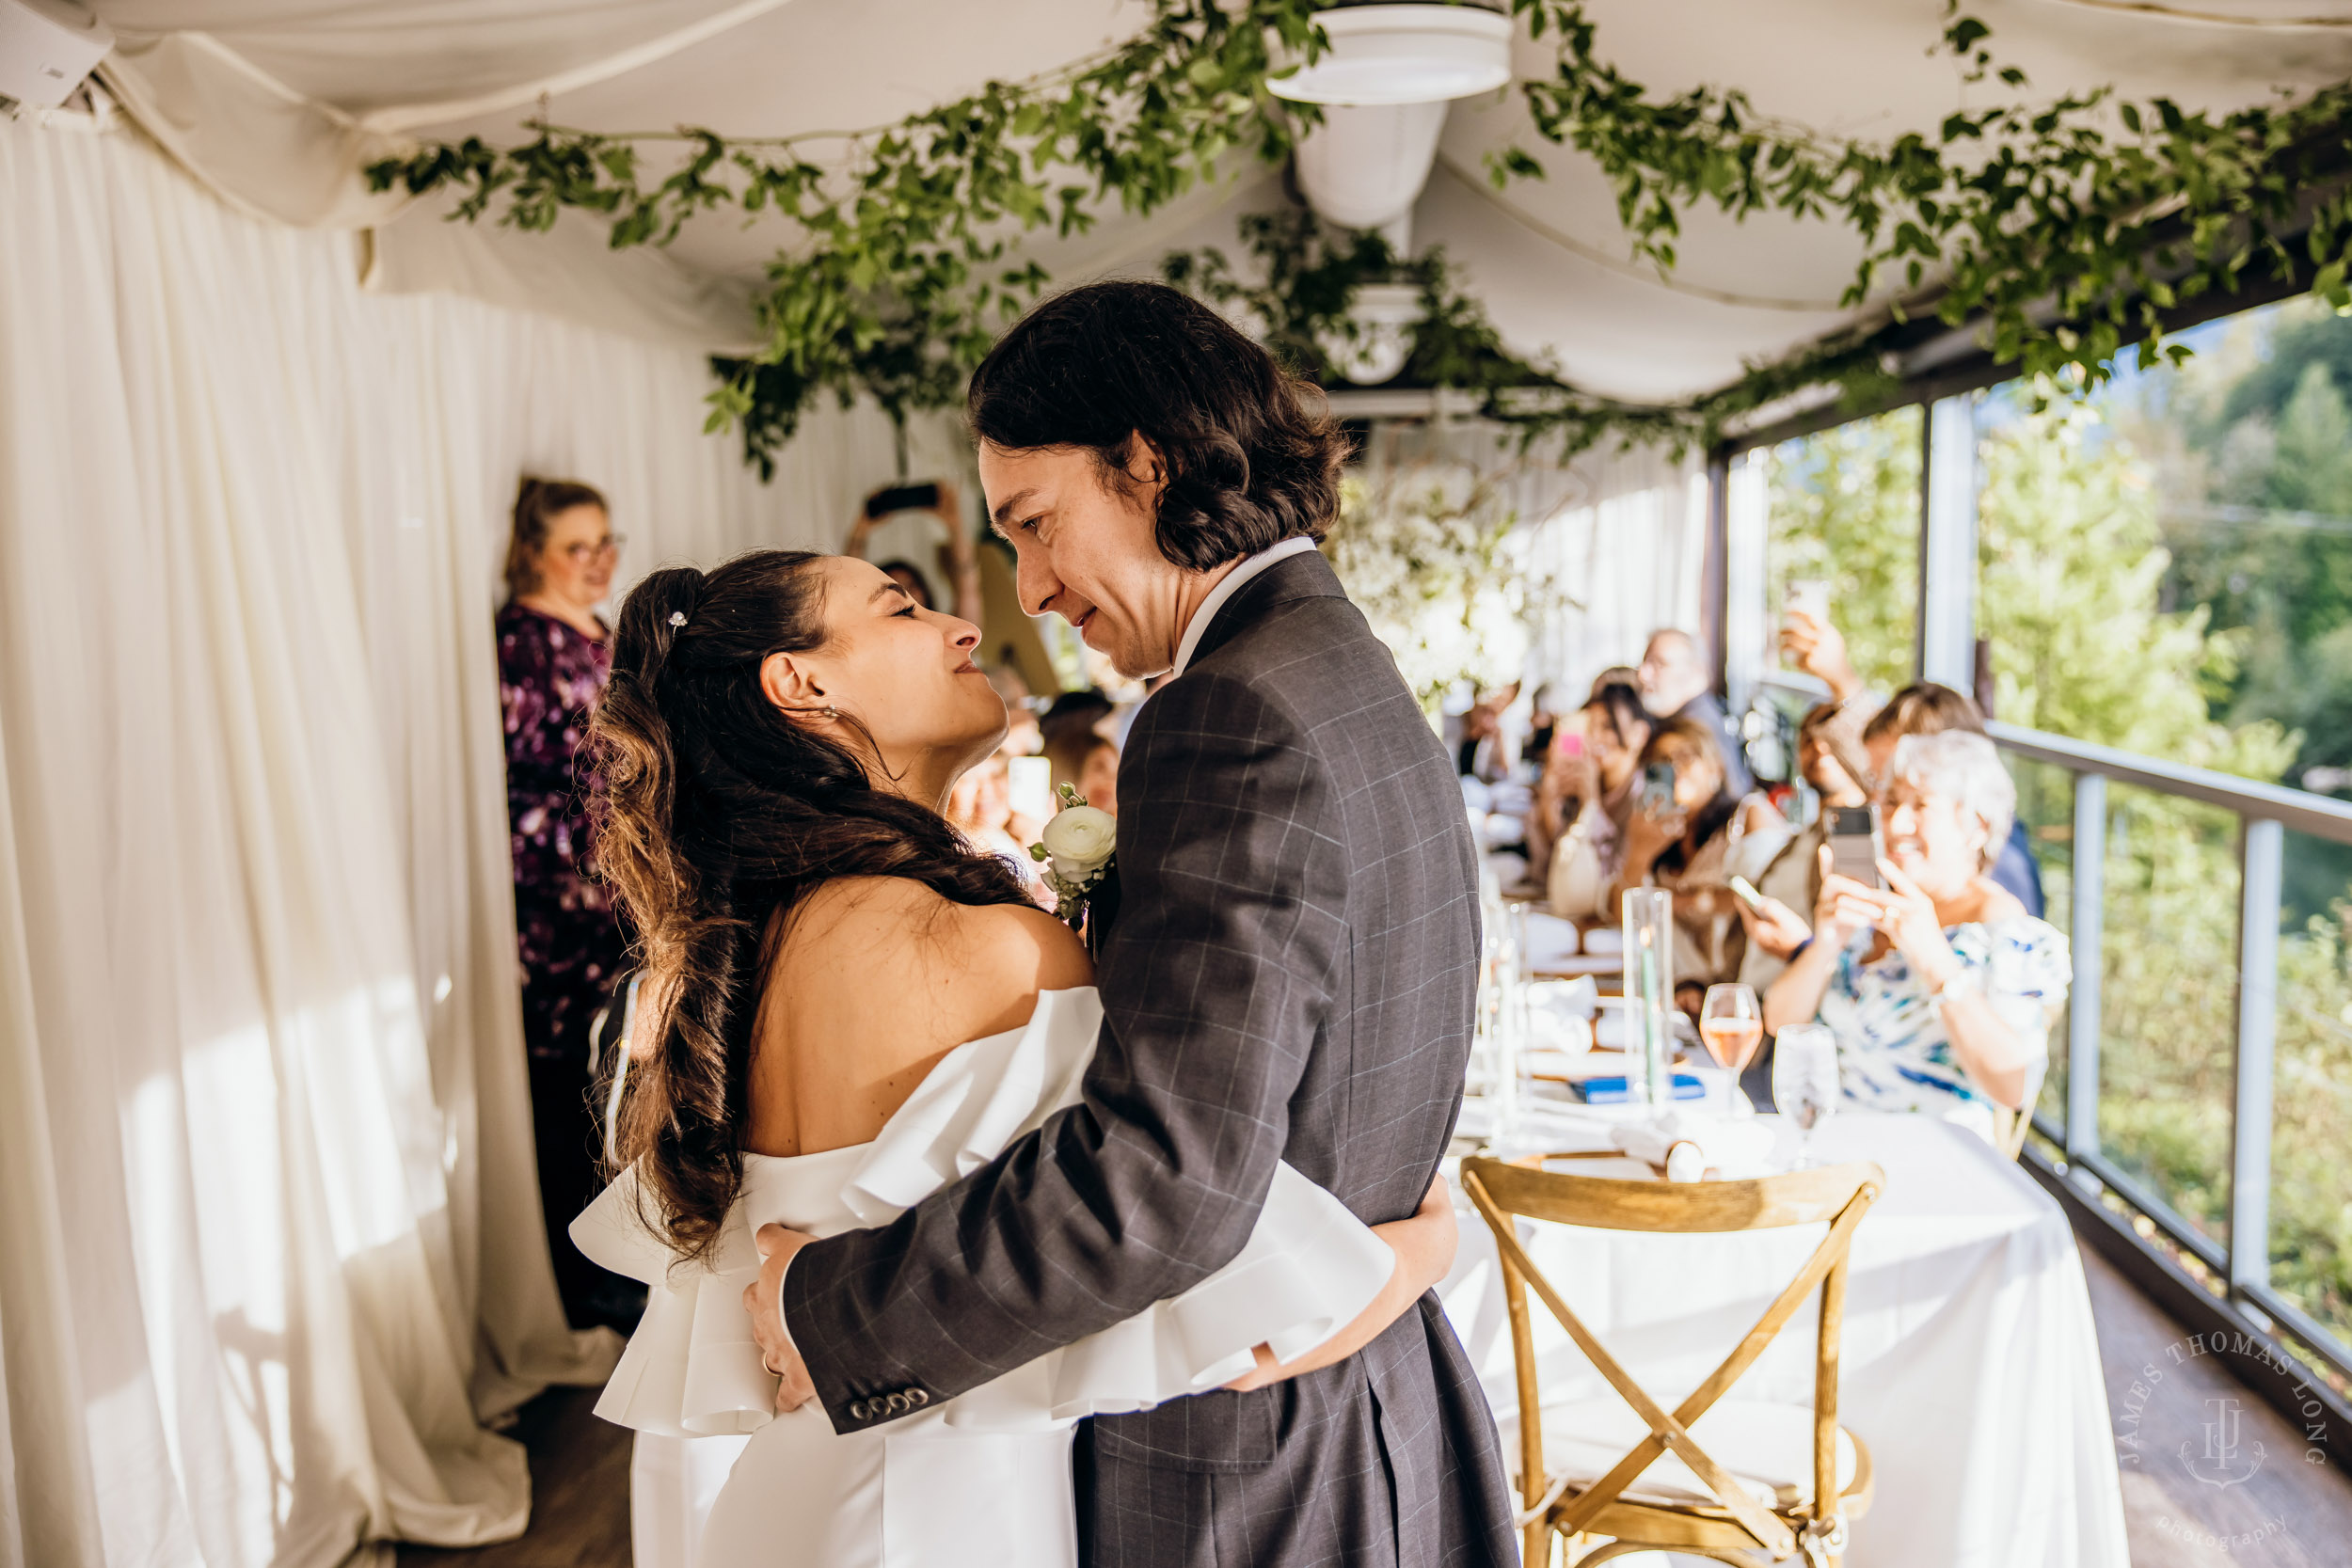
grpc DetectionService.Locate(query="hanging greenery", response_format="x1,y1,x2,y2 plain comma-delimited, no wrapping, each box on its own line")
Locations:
365,1,2352,471
1160,207,1901,456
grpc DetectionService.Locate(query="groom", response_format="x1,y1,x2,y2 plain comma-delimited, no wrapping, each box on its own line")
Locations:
748,280,1516,1565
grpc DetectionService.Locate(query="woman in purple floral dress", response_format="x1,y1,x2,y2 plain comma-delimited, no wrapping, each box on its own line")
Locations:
498,478,635,1328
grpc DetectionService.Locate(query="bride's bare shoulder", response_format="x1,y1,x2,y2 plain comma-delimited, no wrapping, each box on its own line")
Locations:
784,877,1089,995
768,876,1090,1069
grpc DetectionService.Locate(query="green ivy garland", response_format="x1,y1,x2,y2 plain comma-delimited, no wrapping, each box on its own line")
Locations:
366,1,2352,470
1161,208,1901,456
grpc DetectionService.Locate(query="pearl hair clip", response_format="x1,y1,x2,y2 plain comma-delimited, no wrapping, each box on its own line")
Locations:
668,610,687,627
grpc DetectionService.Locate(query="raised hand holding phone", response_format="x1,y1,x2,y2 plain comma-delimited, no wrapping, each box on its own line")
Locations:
1730,875,1812,959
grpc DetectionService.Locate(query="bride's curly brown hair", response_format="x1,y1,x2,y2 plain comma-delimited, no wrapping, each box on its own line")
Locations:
589,549,1030,1261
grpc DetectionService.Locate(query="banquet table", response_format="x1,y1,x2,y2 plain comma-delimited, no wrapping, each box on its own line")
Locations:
1437,1107,2129,1568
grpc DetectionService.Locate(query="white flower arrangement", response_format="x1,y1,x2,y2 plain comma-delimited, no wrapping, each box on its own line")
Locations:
1318,453,1569,713
1029,783,1118,931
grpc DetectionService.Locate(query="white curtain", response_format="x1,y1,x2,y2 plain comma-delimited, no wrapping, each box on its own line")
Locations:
0,111,967,1567
1522,443,1710,696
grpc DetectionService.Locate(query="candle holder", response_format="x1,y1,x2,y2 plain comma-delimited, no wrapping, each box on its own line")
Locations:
1622,888,1675,1110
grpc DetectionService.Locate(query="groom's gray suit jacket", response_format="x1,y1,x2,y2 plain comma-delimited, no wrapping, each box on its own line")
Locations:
785,548,1517,1566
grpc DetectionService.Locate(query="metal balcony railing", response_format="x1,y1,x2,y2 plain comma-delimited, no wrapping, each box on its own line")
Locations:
1986,720,2352,1383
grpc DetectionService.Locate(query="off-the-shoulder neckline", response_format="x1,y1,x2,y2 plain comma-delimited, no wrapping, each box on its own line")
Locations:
739,986,1098,1167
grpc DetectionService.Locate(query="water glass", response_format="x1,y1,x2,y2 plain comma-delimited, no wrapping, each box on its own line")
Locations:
1772,1022,1841,1168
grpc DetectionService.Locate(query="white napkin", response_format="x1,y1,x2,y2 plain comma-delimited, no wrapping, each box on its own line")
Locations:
1610,1109,1776,1181
1521,912,1582,965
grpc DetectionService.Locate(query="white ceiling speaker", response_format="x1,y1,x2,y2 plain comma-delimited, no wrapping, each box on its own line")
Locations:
1268,4,1514,107
0,0,113,111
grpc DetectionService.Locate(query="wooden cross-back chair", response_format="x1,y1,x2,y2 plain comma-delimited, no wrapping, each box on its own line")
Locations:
1461,1153,1884,1567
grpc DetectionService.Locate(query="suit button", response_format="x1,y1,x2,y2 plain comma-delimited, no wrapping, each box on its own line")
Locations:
908,1388,930,1407
848,1401,868,1421
885,1392,909,1415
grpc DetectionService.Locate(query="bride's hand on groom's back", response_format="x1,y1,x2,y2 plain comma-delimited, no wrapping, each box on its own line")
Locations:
745,1223,820,1413
1220,1175,1459,1392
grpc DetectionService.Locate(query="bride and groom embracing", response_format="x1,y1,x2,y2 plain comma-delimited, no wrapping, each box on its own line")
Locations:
572,280,1518,1567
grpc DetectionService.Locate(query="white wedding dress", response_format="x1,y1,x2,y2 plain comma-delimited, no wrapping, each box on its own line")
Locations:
570,987,1394,1568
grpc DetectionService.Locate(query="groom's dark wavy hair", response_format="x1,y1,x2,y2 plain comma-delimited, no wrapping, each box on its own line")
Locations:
590,550,1030,1261
967,279,1349,569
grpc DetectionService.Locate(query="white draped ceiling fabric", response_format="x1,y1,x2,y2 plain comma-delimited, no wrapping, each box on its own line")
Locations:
5,4,2350,1565
0,110,969,1568
77,0,2352,398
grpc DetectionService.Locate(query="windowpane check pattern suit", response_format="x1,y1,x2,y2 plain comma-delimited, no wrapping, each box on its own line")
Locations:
783,547,1517,1565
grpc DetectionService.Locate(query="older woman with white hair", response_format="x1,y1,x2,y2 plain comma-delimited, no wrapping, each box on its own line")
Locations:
1763,730,2070,1142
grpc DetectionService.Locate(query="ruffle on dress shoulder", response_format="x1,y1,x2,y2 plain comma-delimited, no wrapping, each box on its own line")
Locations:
571,1156,803,1439
577,986,1396,1439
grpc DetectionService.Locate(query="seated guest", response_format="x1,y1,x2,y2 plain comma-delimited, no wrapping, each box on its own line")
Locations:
1547,681,1651,917
1636,628,1755,795
1526,722,1581,889
1861,683,2045,918
1763,731,2069,1144
946,748,1053,906
1456,681,1520,783
1526,682,1563,766
1041,686,1114,752
1605,716,1791,991
1044,725,1119,816
1738,701,1872,991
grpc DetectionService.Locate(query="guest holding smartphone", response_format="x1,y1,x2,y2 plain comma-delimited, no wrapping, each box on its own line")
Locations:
1762,731,2068,1146
1736,701,1873,991
1604,717,1791,995
1546,681,1651,917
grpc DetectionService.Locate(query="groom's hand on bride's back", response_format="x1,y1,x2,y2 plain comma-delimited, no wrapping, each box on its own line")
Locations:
745,1223,820,1412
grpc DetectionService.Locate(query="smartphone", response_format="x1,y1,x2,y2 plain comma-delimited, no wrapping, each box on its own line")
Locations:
1824,803,1883,889
1639,761,1677,815
866,482,941,518
1786,578,1831,625
1727,875,1767,911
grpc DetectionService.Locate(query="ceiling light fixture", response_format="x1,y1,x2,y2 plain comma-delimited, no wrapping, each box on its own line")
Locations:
1268,4,1513,107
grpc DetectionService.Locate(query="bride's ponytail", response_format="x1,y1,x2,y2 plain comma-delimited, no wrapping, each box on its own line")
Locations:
590,549,1028,1261
594,564,752,1258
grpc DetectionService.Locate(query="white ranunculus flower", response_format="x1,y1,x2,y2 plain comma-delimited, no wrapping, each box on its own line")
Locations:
1041,803,1118,880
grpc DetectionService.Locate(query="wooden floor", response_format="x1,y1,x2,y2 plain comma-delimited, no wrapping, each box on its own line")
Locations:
398,1386,629,1568
2076,1243,2352,1568
403,1248,2352,1567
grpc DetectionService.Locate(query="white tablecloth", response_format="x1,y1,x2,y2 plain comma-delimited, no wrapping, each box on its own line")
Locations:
1439,1110,2129,1568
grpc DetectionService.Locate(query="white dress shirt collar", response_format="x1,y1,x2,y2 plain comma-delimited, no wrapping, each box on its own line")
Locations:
1168,536,1320,679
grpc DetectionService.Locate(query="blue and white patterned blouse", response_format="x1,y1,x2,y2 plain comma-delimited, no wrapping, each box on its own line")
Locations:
1814,916,2071,1135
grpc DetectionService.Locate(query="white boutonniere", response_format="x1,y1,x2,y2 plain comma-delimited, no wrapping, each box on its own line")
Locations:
1030,783,1117,931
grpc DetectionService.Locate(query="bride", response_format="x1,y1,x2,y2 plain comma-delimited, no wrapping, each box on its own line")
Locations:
568,548,1459,1568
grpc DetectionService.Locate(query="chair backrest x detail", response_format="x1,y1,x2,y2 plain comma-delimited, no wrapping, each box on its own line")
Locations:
1461,1154,1884,1560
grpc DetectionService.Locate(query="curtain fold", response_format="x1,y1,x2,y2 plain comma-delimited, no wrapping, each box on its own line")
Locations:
0,111,968,1566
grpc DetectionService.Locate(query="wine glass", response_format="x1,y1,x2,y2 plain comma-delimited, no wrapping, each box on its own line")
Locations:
1699,984,1763,1116
1772,1022,1842,1169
